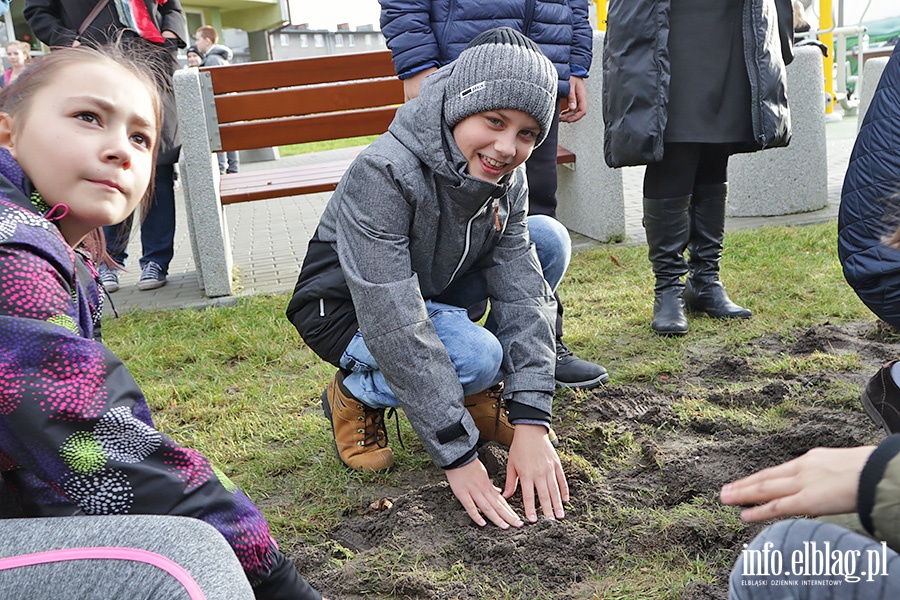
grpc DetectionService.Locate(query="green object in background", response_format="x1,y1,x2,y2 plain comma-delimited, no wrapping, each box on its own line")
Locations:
841,16,900,87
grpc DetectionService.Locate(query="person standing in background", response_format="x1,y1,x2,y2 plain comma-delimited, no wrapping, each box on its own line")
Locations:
379,0,609,390
603,0,794,336
1,41,30,87
25,0,188,293
194,25,239,175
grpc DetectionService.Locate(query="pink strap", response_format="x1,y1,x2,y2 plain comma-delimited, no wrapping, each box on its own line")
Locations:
0,546,207,600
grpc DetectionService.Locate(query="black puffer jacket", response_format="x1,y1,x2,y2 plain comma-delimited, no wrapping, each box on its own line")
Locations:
602,0,794,168
837,42,900,327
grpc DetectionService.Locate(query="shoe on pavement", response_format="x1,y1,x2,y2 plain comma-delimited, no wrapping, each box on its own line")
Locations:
555,339,609,389
861,361,900,436
138,261,167,291
97,263,120,293
322,372,394,472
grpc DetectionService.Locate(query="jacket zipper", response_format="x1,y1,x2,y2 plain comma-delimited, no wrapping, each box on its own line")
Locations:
449,196,494,282
524,0,537,36
742,0,766,147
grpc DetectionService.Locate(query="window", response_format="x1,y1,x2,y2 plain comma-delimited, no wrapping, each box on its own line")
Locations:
300,34,308,48
314,34,324,48
348,35,355,47
365,34,372,46
335,33,343,47
280,33,290,47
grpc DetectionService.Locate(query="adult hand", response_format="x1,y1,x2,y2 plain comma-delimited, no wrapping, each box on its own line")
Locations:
720,446,876,522
560,76,587,123
402,67,438,102
504,424,569,523
446,457,524,529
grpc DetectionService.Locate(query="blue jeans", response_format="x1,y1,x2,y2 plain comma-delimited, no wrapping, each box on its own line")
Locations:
102,165,176,273
340,214,570,408
218,151,240,174
730,519,900,599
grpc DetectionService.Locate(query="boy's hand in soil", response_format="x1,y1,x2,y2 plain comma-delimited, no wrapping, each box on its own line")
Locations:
720,446,877,522
446,458,524,529
504,424,569,523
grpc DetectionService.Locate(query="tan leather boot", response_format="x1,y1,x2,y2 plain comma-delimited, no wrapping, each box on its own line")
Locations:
464,385,558,447
322,372,394,472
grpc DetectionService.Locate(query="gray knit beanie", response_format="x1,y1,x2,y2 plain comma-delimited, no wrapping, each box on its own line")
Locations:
444,27,557,147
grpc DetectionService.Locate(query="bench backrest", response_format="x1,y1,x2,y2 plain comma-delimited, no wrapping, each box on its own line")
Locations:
198,50,404,153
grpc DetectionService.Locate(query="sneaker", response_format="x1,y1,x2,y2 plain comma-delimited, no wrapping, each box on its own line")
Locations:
322,372,394,472
137,262,166,291
97,264,120,293
555,339,609,389
464,384,559,447
861,361,900,435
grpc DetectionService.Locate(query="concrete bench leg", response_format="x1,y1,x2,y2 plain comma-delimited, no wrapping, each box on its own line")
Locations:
556,30,626,243
173,69,234,297
727,47,828,216
858,56,891,130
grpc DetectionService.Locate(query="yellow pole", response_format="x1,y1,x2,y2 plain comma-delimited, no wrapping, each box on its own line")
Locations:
595,0,607,31
820,0,836,114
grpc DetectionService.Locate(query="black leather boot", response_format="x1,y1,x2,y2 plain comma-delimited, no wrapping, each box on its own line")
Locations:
683,183,751,319
643,196,691,336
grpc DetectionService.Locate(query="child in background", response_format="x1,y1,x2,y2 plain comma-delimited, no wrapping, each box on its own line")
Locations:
288,28,569,529
2,41,29,87
185,44,204,67
0,44,321,599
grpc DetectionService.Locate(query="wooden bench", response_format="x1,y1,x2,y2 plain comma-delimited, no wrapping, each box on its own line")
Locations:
173,50,578,297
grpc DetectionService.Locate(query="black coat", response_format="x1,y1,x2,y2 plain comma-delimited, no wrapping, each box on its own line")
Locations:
24,0,188,165
602,0,794,168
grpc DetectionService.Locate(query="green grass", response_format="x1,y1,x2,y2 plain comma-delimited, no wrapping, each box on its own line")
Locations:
279,135,378,157
101,220,877,595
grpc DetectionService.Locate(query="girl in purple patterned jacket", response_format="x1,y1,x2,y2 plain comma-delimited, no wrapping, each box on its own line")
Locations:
0,43,320,599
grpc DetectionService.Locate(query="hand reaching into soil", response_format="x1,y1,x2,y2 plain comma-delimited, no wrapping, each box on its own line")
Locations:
446,458,524,529
720,446,877,521
504,424,569,523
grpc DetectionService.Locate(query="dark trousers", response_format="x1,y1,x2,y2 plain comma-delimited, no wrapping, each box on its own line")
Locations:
525,102,565,339
103,164,177,274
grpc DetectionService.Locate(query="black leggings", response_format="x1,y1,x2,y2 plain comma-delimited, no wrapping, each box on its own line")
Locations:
643,143,730,199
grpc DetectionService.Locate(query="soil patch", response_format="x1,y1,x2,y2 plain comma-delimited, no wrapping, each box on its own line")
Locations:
290,322,889,598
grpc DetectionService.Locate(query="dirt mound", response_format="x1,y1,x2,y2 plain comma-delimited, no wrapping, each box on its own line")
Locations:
295,322,889,599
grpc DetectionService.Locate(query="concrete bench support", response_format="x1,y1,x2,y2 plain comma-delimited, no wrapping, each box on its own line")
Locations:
858,56,891,129
727,47,828,217
173,68,234,297
557,30,626,243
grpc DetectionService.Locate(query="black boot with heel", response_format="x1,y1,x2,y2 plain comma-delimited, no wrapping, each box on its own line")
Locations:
643,196,691,336
682,183,751,319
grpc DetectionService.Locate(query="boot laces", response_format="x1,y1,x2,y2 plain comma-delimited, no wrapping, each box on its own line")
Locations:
362,406,405,450
556,339,574,361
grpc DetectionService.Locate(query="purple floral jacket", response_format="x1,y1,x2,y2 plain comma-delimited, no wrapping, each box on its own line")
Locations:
0,149,318,599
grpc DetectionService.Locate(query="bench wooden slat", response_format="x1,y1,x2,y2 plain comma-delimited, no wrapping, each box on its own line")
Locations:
215,79,404,124
219,106,399,152
201,51,398,94
219,145,576,205
220,160,356,204
556,146,576,164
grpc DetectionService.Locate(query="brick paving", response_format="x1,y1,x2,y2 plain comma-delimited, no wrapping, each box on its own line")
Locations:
106,114,859,314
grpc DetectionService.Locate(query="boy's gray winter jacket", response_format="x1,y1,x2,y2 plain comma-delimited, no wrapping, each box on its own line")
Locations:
602,0,794,168
287,66,557,468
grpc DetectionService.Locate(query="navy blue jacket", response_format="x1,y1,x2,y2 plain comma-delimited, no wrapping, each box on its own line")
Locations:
838,42,900,326
379,0,592,97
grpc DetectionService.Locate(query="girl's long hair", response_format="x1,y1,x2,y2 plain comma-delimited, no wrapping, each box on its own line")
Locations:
0,39,165,264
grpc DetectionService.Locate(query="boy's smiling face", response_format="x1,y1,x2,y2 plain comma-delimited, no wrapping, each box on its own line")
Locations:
452,109,540,183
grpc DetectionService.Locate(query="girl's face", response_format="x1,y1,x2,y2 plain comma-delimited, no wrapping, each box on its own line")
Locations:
0,61,156,246
6,45,25,68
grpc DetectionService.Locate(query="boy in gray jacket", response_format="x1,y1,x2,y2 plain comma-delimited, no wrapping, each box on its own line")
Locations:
287,28,569,529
